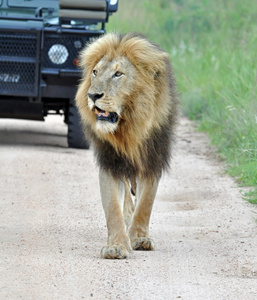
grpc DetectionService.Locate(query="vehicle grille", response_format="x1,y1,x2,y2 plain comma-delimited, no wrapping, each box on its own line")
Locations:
0,31,39,97
42,34,88,69
0,32,37,57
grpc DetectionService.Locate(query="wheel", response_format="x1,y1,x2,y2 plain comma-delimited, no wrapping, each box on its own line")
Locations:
67,102,90,149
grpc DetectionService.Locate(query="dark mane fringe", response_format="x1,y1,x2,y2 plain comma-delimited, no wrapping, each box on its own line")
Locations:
86,106,177,179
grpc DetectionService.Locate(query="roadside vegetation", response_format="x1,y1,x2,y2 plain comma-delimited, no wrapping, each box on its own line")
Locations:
107,0,257,203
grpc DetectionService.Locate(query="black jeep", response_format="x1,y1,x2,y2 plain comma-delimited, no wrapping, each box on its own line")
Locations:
0,0,118,148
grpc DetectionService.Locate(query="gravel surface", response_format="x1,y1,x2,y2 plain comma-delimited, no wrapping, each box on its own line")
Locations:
0,116,257,300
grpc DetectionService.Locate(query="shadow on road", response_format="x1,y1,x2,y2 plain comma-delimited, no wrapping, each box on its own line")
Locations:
0,117,68,148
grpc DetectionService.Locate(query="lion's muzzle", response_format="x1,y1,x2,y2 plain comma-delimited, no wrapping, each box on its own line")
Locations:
87,92,119,124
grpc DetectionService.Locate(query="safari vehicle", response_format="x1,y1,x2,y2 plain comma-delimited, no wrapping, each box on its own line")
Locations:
0,0,118,148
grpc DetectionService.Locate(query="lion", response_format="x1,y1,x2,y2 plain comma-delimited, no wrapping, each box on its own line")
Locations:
75,33,179,259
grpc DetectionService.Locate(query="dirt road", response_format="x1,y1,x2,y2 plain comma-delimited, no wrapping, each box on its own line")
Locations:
0,116,257,300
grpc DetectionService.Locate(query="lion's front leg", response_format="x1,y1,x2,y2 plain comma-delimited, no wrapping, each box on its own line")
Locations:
128,176,160,251
99,169,131,259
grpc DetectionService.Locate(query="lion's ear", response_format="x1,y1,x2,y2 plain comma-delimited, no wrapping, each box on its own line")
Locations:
140,51,170,81
150,52,170,78
154,71,160,80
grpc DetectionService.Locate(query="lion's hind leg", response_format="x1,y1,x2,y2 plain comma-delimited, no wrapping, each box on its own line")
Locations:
123,180,135,229
128,176,160,251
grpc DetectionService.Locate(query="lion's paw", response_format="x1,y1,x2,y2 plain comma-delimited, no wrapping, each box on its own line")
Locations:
132,237,155,251
101,244,129,259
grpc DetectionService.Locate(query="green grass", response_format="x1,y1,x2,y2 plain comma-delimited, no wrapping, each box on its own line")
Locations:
107,0,257,203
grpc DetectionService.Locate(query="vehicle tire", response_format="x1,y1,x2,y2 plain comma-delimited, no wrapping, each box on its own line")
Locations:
67,102,90,149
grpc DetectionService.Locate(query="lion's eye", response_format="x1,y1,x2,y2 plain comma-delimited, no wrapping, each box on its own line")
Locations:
113,71,123,78
92,70,98,77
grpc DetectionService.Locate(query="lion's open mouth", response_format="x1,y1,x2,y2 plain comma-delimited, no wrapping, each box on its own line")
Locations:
94,107,118,123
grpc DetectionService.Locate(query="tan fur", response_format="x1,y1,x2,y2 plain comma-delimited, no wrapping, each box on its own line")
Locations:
76,33,179,259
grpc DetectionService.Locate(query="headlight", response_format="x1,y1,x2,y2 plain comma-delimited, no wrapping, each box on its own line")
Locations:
48,44,69,65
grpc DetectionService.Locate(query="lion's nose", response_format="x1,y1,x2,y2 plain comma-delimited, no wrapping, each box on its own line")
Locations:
88,92,104,103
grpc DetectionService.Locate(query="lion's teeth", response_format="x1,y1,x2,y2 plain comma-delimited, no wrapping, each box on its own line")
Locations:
95,107,110,117
99,111,109,117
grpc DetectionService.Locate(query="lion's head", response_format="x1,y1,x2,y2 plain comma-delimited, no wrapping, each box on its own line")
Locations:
76,33,178,170
86,55,137,134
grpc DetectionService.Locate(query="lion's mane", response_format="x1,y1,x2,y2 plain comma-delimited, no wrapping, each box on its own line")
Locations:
76,33,179,179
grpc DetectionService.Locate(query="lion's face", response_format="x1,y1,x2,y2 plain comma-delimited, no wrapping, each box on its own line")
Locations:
87,56,137,134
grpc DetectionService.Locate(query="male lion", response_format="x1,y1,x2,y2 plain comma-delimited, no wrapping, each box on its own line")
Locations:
76,33,179,259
